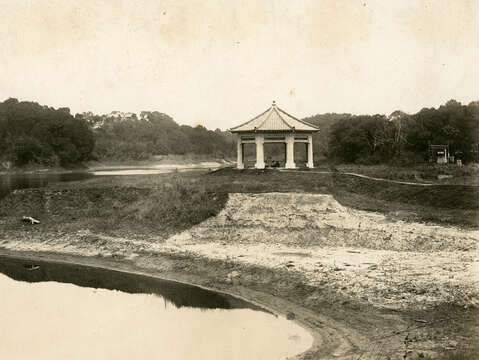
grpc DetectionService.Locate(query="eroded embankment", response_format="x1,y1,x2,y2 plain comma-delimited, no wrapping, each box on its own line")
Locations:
1,192,478,359
165,193,479,308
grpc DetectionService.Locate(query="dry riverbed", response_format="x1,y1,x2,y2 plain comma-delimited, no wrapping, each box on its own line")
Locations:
1,189,478,359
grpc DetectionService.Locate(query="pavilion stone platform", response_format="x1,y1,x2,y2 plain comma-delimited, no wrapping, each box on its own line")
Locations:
229,102,319,169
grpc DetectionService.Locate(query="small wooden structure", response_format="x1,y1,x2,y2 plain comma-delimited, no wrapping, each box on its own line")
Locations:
428,144,449,164
229,102,319,169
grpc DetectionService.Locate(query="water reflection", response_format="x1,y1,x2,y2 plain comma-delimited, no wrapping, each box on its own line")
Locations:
0,172,93,199
0,256,257,310
92,167,208,176
0,165,219,199
0,256,313,360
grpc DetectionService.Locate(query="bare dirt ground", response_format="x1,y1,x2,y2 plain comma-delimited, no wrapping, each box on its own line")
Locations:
165,193,479,309
1,191,478,359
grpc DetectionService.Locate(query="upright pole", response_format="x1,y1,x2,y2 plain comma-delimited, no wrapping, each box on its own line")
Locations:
255,133,265,169
236,135,244,169
307,134,314,168
285,134,295,169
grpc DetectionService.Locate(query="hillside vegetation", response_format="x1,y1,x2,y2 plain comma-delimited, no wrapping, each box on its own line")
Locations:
1,97,478,169
80,111,235,161
306,100,479,165
0,99,235,168
0,98,94,167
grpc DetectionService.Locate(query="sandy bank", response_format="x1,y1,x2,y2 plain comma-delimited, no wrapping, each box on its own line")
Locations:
1,192,478,359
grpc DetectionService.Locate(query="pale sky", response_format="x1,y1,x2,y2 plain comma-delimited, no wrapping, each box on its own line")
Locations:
1,0,478,129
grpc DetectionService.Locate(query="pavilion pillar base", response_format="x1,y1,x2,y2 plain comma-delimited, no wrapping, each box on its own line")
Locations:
285,162,296,169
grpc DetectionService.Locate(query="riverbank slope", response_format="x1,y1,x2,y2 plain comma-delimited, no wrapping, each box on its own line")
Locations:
0,154,233,175
1,169,478,359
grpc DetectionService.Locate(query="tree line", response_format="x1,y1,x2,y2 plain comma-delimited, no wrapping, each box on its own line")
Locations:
1,97,478,168
80,111,235,161
0,98,235,167
305,100,479,165
0,98,94,167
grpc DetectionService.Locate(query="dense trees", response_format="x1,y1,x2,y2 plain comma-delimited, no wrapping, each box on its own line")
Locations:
0,98,94,166
81,111,235,161
1,98,478,168
0,99,235,167
404,100,479,163
307,100,479,164
304,113,354,161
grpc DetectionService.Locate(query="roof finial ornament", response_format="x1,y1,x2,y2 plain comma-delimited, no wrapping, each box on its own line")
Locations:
272,100,276,107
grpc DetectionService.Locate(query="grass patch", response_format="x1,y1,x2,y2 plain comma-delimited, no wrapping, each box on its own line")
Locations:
208,168,478,227
0,175,227,239
332,174,479,210
337,163,479,185
1,167,477,241
121,176,228,233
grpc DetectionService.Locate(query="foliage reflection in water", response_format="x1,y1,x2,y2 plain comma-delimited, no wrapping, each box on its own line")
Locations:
0,172,94,199
0,256,313,360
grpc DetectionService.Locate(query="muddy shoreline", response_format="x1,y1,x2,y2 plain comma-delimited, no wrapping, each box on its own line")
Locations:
0,249,326,359
0,246,476,360
0,156,232,176
1,171,478,359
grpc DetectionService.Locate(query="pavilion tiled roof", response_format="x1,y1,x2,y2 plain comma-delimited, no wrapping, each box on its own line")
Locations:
230,101,319,133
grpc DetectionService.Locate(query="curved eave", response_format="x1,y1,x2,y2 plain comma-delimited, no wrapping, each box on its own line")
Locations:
276,108,320,130
229,129,319,134
229,102,320,133
229,108,271,132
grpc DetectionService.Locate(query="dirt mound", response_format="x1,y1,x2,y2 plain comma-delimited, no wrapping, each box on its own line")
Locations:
165,192,479,312
181,192,479,252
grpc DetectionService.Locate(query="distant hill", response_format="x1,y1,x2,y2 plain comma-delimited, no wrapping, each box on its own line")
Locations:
314,100,479,164
0,98,235,168
79,110,235,161
2,97,477,168
303,100,479,165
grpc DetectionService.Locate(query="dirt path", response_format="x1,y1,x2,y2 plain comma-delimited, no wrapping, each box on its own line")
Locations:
340,171,435,186
279,170,479,187
280,169,451,186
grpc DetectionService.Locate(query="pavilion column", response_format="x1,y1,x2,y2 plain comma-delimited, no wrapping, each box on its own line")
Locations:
255,133,265,169
285,134,295,169
236,135,244,169
307,134,314,168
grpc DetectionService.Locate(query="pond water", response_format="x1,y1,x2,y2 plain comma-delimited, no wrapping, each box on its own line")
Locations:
0,256,313,360
0,172,94,199
0,164,220,199
91,166,211,176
